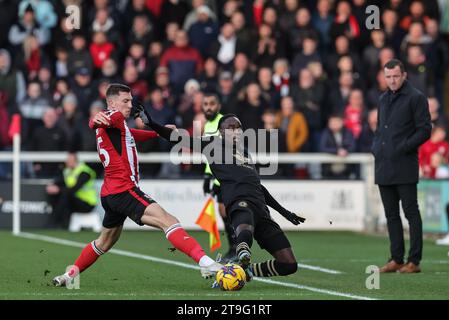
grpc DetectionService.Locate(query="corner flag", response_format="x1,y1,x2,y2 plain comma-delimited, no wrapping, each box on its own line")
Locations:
195,196,221,252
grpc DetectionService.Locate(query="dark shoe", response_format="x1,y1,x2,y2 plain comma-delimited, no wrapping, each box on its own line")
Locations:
379,260,404,273
222,247,237,263
398,262,421,273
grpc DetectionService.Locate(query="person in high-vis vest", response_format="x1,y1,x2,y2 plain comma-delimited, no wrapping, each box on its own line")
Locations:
202,93,237,261
46,152,97,229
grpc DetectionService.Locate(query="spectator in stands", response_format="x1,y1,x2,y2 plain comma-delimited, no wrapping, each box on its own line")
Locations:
209,23,237,70
55,47,69,78
326,35,361,81
344,89,365,140
276,96,308,154
187,5,219,58
236,83,266,130
217,71,236,114
230,10,252,56
8,3,50,49
400,22,432,59
291,68,325,151
231,52,256,97
67,34,94,77
252,24,279,69
70,67,96,117
197,57,219,94
17,35,49,81
319,114,356,179
89,31,115,71
312,0,334,54
426,19,449,105
405,45,434,96
177,79,201,129
125,42,150,80
57,93,84,151
183,0,217,31
163,22,180,50
153,66,176,108
279,0,300,34
367,70,388,110
399,0,431,30
258,67,278,109
100,58,119,82
357,108,378,152
428,97,449,132
18,0,57,29
363,30,386,81
329,0,360,43
381,8,405,55
328,71,354,115
78,100,105,152
147,41,163,81
261,6,286,59
20,81,51,142
52,78,69,109
159,30,203,93
127,14,154,50
272,58,290,98
419,125,449,179
289,7,316,55
122,64,148,101
46,152,97,229
31,108,67,177
0,49,26,113
90,7,121,47
291,33,321,81
160,0,191,34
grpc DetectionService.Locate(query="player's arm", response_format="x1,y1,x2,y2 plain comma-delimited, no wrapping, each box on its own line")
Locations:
88,111,111,129
138,107,213,152
65,172,91,194
260,184,305,225
129,128,158,142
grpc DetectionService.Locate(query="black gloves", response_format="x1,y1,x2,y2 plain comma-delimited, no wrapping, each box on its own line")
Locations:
131,98,151,125
203,174,212,195
280,209,306,226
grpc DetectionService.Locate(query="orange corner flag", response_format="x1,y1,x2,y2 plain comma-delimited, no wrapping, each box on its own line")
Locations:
195,196,221,252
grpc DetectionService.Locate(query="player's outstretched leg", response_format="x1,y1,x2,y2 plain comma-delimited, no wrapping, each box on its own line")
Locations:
230,208,255,268
140,203,222,279
246,248,298,281
53,226,123,286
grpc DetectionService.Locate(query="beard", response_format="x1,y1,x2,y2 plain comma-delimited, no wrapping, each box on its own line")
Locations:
205,111,218,121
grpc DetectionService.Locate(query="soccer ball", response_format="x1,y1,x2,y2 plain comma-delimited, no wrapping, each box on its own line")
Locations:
215,263,246,291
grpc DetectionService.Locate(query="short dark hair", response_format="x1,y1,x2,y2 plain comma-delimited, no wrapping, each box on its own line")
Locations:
203,92,220,102
384,59,405,73
218,114,240,130
106,83,131,97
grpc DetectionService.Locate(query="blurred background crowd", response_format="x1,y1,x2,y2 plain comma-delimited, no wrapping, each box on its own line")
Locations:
1,0,449,180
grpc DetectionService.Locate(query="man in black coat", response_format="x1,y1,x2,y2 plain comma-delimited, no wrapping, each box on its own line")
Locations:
372,59,431,273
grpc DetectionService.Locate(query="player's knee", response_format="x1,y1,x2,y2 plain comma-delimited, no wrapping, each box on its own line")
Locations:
276,261,298,276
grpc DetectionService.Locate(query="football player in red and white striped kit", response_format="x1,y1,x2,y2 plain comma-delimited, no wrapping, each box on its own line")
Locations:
53,84,222,286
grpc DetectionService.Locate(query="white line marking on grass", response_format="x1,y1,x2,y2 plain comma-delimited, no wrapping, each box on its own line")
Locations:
298,263,342,274
17,232,377,300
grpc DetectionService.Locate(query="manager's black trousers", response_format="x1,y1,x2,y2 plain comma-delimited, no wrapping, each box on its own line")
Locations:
378,184,423,265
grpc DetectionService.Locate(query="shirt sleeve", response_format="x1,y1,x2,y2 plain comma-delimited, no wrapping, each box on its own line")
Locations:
130,128,158,142
88,111,124,130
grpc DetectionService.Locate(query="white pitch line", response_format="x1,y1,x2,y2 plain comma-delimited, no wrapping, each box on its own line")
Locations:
17,232,377,300
298,263,342,274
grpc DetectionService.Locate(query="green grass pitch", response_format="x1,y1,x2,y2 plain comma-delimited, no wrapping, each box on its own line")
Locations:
0,229,448,300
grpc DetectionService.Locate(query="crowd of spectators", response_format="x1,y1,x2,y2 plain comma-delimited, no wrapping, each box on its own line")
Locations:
1,0,449,179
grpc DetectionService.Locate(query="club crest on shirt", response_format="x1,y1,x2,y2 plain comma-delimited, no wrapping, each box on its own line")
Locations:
238,201,248,208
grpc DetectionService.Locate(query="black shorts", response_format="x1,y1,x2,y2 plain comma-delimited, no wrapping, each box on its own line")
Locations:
101,187,157,228
227,199,291,254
